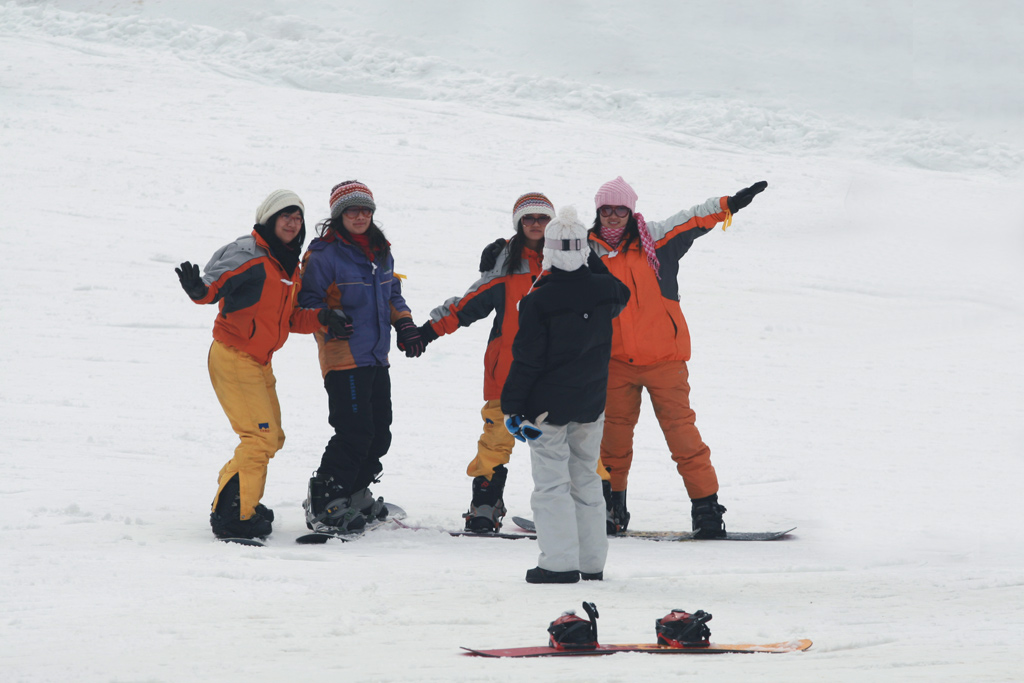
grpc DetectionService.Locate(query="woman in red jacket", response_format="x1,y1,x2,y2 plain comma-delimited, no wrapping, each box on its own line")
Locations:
589,176,767,538
175,190,348,541
418,193,615,533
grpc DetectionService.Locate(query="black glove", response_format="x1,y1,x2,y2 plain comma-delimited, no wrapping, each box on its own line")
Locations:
318,309,354,340
417,322,439,346
726,180,768,213
394,318,425,358
175,261,208,300
479,238,507,272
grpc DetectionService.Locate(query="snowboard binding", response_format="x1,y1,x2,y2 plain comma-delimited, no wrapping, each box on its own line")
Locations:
548,601,599,651
655,609,712,648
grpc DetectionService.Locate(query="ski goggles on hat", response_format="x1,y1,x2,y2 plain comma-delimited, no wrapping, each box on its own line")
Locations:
545,237,585,251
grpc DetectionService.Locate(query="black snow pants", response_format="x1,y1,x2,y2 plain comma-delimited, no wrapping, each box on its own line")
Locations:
318,365,393,494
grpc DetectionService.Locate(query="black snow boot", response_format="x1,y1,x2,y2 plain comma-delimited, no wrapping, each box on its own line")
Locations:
209,474,273,540
463,465,508,533
606,488,630,535
303,471,366,535
601,480,615,535
547,602,599,650
690,493,727,539
655,609,712,648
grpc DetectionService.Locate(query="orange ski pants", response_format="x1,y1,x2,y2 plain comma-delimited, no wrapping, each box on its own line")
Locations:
208,341,285,520
600,359,718,499
466,399,611,483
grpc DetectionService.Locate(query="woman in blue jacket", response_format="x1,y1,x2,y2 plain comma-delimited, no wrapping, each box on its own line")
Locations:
298,180,425,534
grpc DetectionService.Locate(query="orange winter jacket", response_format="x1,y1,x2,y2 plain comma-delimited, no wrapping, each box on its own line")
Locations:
193,231,323,365
426,244,543,400
589,196,729,366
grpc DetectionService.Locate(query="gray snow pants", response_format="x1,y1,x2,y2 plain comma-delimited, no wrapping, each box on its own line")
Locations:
528,416,608,574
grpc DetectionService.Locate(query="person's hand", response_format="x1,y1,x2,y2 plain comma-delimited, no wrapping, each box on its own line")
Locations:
318,309,354,340
505,414,542,442
175,261,208,300
394,318,425,358
479,238,507,272
726,180,768,213
416,322,439,347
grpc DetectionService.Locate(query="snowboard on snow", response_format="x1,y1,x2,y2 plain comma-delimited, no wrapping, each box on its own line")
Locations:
218,536,266,547
461,639,813,658
295,503,407,544
511,516,794,541
392,518,536,540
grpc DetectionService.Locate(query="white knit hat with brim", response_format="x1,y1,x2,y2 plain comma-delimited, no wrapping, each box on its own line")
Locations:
255,189,304,226
542,205,589,272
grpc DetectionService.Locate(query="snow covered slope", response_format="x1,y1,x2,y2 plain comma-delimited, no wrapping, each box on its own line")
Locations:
1,2,1022,681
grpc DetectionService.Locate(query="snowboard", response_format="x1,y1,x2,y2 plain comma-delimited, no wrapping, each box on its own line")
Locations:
218,537,265,547
296,503,407,544
392,518,536,540
511,516,795,541
462,639,813,658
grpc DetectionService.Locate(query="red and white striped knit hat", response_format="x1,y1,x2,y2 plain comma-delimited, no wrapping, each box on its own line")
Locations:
329,180,376,219
512,192,555,230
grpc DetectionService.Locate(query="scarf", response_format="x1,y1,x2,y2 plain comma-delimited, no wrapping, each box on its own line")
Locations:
600,212,660,279
348,232,376,262
253,223,302,277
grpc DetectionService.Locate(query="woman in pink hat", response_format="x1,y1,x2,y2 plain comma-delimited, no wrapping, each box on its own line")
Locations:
589,176,768,538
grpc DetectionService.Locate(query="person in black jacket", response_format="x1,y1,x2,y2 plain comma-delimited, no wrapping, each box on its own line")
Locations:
502,205,631,584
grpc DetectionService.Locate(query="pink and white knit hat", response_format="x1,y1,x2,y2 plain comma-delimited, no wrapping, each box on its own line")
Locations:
512,192,555,230
594,176,638,212
329,180,375,219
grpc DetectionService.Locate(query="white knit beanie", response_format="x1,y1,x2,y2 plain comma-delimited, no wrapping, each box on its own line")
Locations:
542,205,589,272
255,189,304,226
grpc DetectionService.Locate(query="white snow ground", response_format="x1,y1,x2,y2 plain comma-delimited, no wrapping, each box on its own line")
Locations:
2,1,1023,681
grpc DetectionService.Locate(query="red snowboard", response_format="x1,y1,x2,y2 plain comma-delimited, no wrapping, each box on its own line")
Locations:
462,639,813,658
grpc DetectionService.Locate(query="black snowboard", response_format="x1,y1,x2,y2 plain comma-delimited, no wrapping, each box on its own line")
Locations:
511,516,794,541
393,518,535,540
296,503,407,544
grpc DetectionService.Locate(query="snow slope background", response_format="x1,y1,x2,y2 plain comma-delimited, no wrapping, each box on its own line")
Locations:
1,1,1023,680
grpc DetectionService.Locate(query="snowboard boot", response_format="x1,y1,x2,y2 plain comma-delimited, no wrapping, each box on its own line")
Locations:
303,472,367,535
463,465,508,533
526,567,580,584
209,474,273,540
655,609,712,648
690,494,727,539
547,602,599,650
602,480,615,535
606,487,630,535
350,485,388,523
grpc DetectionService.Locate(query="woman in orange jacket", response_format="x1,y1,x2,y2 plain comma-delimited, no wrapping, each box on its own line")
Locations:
417,193,614,533
175,190,349,541
589,176,768,538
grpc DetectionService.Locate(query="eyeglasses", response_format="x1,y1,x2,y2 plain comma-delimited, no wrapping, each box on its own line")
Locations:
342,206,373,218
278,212,303,224
598,206,631,218
521,215,551,227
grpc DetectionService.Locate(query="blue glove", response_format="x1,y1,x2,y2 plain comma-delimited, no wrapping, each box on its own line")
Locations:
505,414,542,442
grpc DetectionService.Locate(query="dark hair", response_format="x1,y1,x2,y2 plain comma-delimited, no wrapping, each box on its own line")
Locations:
316,216,390,260
590,211,639,250
504,221,528,275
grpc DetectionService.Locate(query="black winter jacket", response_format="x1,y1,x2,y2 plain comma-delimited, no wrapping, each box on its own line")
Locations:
501,266,630,425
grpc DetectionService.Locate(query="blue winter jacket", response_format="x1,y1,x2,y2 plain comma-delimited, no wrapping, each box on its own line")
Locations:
298,233,412,375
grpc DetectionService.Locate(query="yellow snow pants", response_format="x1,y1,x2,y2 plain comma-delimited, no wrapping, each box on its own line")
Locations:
466,399,611,483
208,341,285,520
